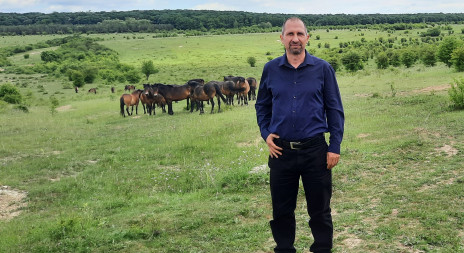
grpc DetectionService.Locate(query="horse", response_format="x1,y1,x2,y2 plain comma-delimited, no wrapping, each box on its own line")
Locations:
119,89,143,117
124,85,136,92
246,77,257,101
111,87,115,93
151,81,200,115
186,79,204,110
140,85,166,115
224,76,250,105
190,81,227,114
74,86,79,93
218,80,246,105
88,88,97,94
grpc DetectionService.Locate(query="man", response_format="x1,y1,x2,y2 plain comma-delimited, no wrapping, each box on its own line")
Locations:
255,17,344,253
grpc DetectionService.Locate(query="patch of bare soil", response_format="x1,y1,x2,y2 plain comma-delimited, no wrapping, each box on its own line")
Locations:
0,186,27,221
435,143,458,157
414,84,450,94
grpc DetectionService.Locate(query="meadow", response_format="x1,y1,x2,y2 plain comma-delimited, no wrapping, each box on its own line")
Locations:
1,25,464,252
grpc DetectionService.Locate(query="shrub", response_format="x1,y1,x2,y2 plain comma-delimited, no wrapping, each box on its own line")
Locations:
448,78,464,109
247,57,256,67
421,45,437,67
125,69,142,84
0,83,22,104
401,49,417,68
376,52,389,69
451,47,464,72
438,37,461,67
71,70,85,87
341,51,364,72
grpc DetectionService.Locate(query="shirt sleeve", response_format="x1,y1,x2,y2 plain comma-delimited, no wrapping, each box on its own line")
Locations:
255,64,273,141
323,63,345,154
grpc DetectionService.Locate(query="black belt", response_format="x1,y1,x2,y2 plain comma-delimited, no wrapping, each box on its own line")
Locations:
274,134,324,150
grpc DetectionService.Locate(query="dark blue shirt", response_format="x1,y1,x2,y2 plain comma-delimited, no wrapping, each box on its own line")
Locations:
255,51,344,154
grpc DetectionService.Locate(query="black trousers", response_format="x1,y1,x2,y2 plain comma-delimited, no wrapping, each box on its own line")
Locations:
268,135,333,253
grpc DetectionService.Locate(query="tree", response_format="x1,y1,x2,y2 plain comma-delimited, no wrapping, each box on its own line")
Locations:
341,51,363,72
375,52,389,69
247,56,256,67
451,47,464,72
448,78,464,109
40,51,60,62
141,60,158,80
438,37,461,67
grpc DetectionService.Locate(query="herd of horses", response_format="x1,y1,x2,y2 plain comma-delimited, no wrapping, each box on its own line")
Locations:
119,76,258,117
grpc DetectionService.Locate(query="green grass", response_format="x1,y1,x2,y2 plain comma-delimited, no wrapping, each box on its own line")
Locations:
1,27,464,252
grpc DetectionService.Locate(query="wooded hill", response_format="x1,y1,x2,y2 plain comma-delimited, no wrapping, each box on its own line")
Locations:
1,10,464,35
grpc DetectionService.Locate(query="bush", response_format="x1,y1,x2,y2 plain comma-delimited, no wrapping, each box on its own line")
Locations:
448,78,464,109
247,57,256,67
0,83,22,104
376,52,389,69
341,51,363,72
71,70,85,87
421,45,437,67
451,47,464,72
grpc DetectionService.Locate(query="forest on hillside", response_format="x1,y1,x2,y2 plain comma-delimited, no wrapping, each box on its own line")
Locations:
1,10,464,35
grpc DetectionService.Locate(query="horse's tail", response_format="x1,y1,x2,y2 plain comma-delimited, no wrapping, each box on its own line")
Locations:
214,84,227,103
120,96,125,117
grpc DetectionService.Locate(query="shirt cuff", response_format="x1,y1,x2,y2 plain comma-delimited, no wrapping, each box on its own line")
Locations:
328,144,340,154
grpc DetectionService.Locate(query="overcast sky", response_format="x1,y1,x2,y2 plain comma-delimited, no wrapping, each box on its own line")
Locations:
1,0,464,14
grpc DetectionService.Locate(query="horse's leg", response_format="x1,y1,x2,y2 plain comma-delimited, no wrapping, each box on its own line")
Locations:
199,101,204,114
210,98,215,114
217,96,221,113
127,105,131,116
186,97,190,111
167,101,174,115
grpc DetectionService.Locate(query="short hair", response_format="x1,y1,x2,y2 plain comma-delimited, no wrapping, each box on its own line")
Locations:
281,17,308,35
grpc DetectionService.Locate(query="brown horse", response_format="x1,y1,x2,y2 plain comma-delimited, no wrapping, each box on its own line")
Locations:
186,79,205,110
217,80,246,105
140,85,166,115
120,89,142,117
246,77,257,101
74,86,79,93
111,86,115,93
124,85,136,92
190,82,227,114
223,76,249,105
88,88,97,94
151,82,199,115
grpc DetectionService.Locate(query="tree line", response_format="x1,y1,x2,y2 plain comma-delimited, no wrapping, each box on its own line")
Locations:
1,10,464,35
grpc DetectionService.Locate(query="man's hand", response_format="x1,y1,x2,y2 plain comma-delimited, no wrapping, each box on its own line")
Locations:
266,133,283,158
327,152,340,170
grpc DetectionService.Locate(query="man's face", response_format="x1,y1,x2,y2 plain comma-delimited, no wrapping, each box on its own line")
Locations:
280,20,309,55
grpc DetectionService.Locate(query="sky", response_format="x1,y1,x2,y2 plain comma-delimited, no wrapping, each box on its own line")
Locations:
1,0,464,14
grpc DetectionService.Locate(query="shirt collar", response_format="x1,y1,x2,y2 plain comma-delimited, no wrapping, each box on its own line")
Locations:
279,50,315,69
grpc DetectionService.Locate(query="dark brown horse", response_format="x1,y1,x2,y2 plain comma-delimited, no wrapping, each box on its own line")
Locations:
151,82,199,115
186,79,204,110
217,80,246,105
120,89,142,117
140,85,166,115
223,76,249,105
74,86,79,93
246,77,257,101
88,88,97,94
124,85,136,92
190,82,227,114
111,86,115,93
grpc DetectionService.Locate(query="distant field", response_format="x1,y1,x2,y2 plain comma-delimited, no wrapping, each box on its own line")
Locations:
1,26,463,252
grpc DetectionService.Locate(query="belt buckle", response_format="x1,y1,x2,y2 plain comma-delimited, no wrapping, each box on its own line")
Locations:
289,141,301,150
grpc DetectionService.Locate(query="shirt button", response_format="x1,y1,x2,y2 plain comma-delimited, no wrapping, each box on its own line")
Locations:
293,96,296,99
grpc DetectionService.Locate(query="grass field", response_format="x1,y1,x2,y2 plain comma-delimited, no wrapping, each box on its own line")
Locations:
1,26,464,252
